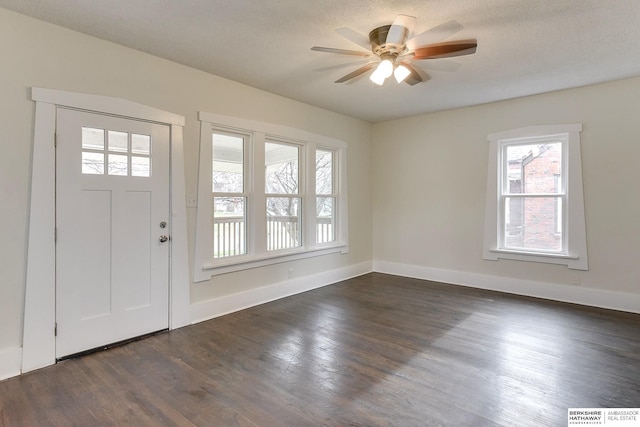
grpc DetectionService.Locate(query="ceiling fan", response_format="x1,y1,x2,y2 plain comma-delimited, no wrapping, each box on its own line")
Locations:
311,15,477,86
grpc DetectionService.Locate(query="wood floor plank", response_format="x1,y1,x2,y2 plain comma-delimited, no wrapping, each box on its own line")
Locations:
1,273,639,426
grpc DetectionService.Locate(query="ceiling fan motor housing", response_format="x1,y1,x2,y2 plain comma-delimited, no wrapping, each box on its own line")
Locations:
369,25,407,58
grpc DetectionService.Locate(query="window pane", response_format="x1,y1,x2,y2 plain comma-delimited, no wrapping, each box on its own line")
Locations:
108,131,128,153
131,156,150,177
213,197,246,258
316,149,333,195
317,197,335,243
265,142,298,194
131,134,151,155
504,196,562,252
505,142,562,194
108,154,128,176
213,133,244,193
267,197,301,251
82,151,104,174
82,127,104,150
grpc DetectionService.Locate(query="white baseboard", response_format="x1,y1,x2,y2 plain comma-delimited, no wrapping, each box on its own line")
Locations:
0,347,22,381
374,260,640,314
190,261,373,324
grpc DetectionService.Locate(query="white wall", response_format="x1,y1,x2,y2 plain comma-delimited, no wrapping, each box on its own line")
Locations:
0,7,373,358
372,76,640,307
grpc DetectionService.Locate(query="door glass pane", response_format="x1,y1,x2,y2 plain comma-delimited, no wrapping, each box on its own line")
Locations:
82,152,104,174
131,134,151,155
265,142,298,194
213,133,244,193
316,149,333,195
504,196,562,252
82,127,104,150
108,130,128,153
108,154,128,176
131,156,150,177
267,197,301,251
316,197,335,243
213,196,246,258
504,142,562,194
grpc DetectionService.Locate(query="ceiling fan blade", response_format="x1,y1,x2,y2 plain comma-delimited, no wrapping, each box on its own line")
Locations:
386,14,416,44
311,46,371,57
314,59,370,72
413,40,477,60
335,62,376,83
401,63,430,86
398,52,462,72
406,19,463,51
335,27,372,52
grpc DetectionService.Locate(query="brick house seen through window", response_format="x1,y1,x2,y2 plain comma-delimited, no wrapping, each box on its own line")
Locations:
506,143,562,251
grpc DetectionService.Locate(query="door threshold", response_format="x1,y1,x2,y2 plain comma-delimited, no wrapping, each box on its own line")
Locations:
56,329,169,362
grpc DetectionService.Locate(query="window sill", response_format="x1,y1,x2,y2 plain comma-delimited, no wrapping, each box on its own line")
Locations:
484,248,587,270
197,244,348,280
490,248,578,260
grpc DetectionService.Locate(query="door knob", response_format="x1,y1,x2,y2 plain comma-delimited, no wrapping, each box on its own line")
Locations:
159,235,170,243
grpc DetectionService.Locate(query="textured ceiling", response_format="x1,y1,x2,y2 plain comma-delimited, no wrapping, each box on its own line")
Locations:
2,0,640,122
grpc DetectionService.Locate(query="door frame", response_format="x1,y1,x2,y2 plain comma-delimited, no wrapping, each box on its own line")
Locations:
22,87,190,373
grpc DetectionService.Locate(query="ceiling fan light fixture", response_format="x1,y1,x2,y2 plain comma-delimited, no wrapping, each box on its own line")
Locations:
394,64,411,83
378,58,394,78
370,58,394,85
369,67,387,85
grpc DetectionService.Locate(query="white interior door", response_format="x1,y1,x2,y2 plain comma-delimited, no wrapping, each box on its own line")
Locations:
55,108,170,358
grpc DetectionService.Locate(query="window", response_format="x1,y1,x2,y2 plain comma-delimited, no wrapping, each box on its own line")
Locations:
483,124,588,270
193,112,348,280
212,132,247,258
316,149,336,244
265,141,302,251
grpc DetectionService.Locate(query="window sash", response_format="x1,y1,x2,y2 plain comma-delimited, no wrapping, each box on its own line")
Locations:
499,194,566,254
212,195,247,259
265,140,301,195
316,196,336,244
266,196,302,251
316,148,334,196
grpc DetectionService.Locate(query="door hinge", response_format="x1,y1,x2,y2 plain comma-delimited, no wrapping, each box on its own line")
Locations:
54,132,57,147
54,227,57,242
54,323,58,337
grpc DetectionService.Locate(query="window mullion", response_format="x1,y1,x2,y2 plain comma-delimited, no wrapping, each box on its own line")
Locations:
306,143,317,248
253,132,267,255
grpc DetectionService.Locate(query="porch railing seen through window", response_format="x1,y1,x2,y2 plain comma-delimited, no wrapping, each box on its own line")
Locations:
213,216,334,258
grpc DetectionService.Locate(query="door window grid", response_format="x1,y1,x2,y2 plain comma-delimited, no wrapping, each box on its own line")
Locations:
81,127,151,177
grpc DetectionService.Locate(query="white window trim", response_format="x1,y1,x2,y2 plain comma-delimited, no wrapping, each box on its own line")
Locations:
483,124,588,270
23,87,190,373
193,112,349,282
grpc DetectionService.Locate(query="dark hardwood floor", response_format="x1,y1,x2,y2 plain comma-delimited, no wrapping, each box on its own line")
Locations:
2,273,639,426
